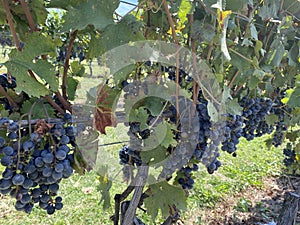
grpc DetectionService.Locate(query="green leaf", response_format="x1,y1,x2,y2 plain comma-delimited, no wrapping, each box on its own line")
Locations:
225,100,242,115
221,86,232,103
144,122,177,151
141,145,167,165
143,97,164,116
66,77,79,101
96,166,112,210
29,0,48,25
144,181,187,220
285,131,299,142
287,42,300,66
258,0,279,20
47,0,82,9
250,23,258,40
129,108,149,130
191,20,215,42
76,128,99,170
254,40,264,58
267,38,285,67
31,60,59,91
265,114,278,125
113,65,135,84
288,88,300,108
94,15,145,56
230,47,252,72
248,76,260,90
70,61,85,77
207,101,218,122
61,0,119,31
178,0,193,26
253,69,265,80
20,100,55,119
4,33,58,96
5,60,50,97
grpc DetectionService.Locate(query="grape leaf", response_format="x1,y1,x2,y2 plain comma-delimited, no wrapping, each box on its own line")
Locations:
129,108,149,130
287,88,300,108
61,0,119,32
258,0,279,20
5,60,50,97
70,61,85,77
144,122,176,151
28,0,48,25
265,114,279,125
287,42,300,66
92,15,145,56
94,85,120,134
285,131,300,142
66,77,79,101
250,23,258,40
4,33,58,96
144,181,187,220
207,101,219,122
97,166,112,210
75,127,99,171
21,100,55,119
143,97,164,116
267,38,285,67
225,100,242,116
178,0,193,26
253,69,265,80
47,0,83,9
248,76,260,90
141,145,167,165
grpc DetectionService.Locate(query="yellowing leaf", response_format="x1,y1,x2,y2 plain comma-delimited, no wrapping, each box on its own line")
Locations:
217,9,232,31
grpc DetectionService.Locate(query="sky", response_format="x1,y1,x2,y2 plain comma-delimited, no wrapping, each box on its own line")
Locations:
116,0,138,16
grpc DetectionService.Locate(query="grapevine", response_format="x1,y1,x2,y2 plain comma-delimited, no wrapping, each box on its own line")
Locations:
0,0,299,224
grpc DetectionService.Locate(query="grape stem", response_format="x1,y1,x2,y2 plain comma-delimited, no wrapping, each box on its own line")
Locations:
162,0,180,120
228,70,240,89
0,84,19,109
44,96,66,115
62,30,78,100
189,14,199,107
56,91,72,112
2,0,22,51
148,101,168,130
20,0,36,32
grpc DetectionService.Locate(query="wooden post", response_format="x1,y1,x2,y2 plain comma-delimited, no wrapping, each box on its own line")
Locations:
277,192,300,225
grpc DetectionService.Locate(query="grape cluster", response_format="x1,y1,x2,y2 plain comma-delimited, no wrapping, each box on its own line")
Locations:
119,81,149,180
283,142,296,167
177,164,198,190
119,145,142,167
221,115,243,154
0,36,13,47
159,97,200,179
193,98,222,174
270,89,290,147
239,97,273,141
0,114,77,214
56,47,85,63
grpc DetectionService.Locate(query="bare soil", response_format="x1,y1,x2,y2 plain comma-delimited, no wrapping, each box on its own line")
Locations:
186,175,300,225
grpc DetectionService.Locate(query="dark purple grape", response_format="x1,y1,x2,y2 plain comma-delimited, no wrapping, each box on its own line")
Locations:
12,174,25,186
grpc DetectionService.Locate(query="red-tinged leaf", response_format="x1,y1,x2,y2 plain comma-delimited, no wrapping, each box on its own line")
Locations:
94,84,120,134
